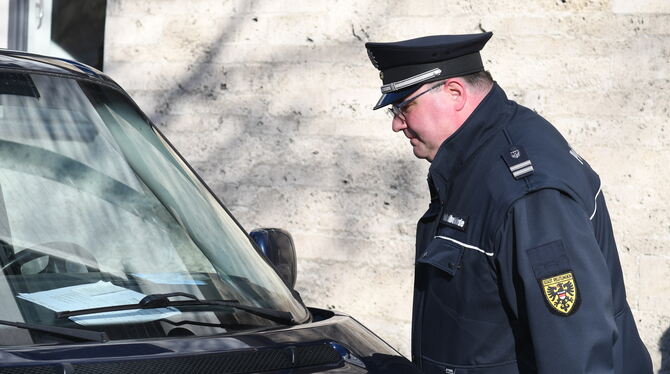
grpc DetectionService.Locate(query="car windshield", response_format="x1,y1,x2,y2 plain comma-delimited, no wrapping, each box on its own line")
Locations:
0,71,309,346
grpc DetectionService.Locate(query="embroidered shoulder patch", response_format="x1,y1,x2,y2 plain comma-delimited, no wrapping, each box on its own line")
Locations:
541,272,579,316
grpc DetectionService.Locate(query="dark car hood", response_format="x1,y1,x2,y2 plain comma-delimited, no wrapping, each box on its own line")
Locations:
0,308,419,373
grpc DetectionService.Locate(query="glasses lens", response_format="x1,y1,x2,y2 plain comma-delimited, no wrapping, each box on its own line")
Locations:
387,106,405,122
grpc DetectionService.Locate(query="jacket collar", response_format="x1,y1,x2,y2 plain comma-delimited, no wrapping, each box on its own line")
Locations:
428,82,513,184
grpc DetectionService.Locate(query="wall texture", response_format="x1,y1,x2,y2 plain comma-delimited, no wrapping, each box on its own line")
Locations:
104,0,670,370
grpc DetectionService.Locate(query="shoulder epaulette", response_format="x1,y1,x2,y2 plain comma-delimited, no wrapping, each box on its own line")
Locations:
502,145,534,180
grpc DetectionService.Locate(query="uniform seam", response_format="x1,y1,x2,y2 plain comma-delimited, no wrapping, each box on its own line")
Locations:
490,193,527,258
489,185,592,254
614,307,626,318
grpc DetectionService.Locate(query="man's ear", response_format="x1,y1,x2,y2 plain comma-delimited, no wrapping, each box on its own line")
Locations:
445,79,466,111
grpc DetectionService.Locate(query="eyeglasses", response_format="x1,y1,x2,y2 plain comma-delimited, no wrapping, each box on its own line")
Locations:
386,81,444,122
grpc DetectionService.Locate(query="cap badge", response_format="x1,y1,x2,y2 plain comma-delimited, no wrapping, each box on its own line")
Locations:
366,49,379,69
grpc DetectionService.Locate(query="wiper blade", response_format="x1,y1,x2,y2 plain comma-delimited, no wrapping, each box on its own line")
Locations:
55,292,296,325
0,319,108,343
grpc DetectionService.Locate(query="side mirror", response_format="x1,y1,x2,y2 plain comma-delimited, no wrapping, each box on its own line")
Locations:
249,228,297,289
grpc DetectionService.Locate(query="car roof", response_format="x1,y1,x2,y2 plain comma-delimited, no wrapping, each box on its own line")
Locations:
0,49,118,87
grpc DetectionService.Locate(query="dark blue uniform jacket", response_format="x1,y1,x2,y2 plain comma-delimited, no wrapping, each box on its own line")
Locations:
412,83,652,373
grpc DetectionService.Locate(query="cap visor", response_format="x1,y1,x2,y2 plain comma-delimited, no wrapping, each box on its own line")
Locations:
372,87,415,110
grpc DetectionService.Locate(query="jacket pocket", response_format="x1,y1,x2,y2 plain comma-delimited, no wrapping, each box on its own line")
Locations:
417,236,465,276
421,356,519,374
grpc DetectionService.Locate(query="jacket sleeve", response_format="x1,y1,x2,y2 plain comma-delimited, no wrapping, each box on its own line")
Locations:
495,188,616,373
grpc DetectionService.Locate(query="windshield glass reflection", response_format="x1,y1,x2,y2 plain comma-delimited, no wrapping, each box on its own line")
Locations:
0,72,307,345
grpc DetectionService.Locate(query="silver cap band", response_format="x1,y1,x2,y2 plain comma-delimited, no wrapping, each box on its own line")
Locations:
380,68,442,93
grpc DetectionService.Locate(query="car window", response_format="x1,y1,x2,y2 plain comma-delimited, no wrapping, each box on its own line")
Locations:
0,72,308,345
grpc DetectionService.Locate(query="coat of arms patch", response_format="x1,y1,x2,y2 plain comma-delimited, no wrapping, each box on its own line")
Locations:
541,272,579,316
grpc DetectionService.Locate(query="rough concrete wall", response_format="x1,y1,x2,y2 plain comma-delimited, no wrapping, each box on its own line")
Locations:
104,0,670,370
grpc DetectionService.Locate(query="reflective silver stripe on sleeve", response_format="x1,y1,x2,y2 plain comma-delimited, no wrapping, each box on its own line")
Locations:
570,149,584,165
590,185,602,220
380,68,442,93
434,235,494,257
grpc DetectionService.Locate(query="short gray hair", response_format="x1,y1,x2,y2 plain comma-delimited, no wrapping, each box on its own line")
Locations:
461,70,494,92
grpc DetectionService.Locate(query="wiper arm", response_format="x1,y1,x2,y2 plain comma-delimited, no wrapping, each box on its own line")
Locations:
55,292,296,325
0,319,108,343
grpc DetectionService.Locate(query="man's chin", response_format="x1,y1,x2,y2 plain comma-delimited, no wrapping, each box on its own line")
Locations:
412,146,429,161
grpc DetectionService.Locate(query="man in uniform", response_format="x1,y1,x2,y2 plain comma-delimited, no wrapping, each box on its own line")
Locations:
364,32,652,373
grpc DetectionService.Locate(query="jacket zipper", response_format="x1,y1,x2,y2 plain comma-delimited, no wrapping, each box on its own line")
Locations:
416,203,445,369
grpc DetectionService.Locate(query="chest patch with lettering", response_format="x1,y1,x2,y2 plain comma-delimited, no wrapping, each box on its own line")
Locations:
541,272,579,316
441,212,468,231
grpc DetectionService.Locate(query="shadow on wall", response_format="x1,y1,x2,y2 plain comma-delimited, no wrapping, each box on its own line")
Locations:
128,2,479,355
144,0,431,242
121,3,670,359
660,327,670,373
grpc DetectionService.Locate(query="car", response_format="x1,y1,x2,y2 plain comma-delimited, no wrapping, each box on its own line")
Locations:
0,50,418,373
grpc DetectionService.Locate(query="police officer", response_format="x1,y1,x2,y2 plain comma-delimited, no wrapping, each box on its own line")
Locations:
365,32,652,373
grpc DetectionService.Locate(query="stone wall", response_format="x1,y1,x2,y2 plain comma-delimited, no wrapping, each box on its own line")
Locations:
104,0,670,370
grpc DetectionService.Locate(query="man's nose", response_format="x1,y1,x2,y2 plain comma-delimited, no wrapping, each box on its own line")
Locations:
391,116,406,133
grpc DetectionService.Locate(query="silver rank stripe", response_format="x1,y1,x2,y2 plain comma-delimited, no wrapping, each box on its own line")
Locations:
510,159,534,178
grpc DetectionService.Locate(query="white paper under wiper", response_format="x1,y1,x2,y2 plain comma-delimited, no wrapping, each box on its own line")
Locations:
17,281,180,326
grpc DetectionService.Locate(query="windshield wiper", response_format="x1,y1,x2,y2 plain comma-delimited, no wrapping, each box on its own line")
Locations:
55,292,296,325
0,319,108,343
